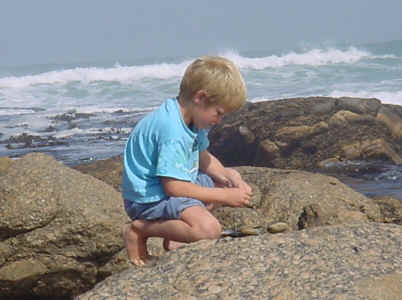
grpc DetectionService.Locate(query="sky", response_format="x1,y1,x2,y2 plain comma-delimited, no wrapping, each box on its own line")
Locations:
1,0,402,66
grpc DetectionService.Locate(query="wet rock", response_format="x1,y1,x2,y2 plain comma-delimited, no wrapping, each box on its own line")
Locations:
208,97,402,170
2,133,68,150
336,97,382,115
275,121,328,143
328,110,376,127
238,125,256,144
73,155,124,192
317,159,390,178
372,195,402,224
41,125,57,132
376,104,402,140
52,110,94,122
342,138,402,164
4,123,29,129
255,138,280,166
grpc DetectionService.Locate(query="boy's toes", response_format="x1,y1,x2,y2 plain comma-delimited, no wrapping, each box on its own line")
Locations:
131,258,146,266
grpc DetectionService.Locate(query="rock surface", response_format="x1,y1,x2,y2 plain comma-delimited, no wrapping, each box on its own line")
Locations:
0,153,130,299
208,97,402,169
74,160,384,231
73,155,123,192
2,152,399,299
2,96,402,300
372,195,402,225
77,222,402,300
214,166,382,231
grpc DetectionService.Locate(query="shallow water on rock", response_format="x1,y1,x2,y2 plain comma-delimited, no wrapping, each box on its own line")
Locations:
321,161,402,200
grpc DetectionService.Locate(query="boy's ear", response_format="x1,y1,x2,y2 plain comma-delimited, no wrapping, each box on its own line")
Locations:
193,90,208,105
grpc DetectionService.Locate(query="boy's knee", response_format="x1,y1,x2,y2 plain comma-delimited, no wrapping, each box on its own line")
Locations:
199,219,221,240
226,168,240,177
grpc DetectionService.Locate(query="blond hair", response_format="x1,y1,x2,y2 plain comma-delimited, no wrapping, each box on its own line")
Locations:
178,56,247,112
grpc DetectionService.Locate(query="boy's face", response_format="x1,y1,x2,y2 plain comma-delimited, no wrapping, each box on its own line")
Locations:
193,95,226,130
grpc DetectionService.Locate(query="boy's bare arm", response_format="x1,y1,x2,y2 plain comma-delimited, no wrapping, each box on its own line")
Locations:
199,150,230,186
161,177,251,207
199,150,252,193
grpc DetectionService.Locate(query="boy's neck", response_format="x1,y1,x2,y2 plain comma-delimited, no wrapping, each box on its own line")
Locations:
177,97,193,127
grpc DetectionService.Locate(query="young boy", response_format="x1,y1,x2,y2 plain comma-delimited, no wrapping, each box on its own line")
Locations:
122,56,252,266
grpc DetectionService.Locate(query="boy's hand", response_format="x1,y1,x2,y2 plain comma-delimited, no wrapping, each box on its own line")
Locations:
223,169,252,195
225,187,252,207
232,178,252,194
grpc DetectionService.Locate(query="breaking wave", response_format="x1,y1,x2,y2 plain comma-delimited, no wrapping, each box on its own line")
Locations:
0,47,381,89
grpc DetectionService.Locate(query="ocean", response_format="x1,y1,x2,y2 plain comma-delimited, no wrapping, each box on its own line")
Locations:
1,40,401,199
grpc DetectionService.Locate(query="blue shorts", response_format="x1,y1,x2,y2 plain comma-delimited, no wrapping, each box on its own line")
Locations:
125,172,215,220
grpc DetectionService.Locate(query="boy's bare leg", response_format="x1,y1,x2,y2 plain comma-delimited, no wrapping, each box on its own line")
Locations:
122,222,149,266
163,238,185,251
138,206,220,253
162,204,219,251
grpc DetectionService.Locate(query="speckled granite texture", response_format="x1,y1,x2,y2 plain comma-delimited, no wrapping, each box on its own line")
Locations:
77,223,402,300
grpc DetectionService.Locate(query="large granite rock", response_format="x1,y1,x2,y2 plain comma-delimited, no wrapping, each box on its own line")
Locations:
372,195,402,225
208,97,402,170
225,166,382,231
73,155,123,193
77,222,402,299
0,150,398,299
74,160,384,232
0,153,130,300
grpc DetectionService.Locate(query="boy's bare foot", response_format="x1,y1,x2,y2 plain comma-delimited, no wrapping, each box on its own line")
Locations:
122,223,149,266
163,238,186,251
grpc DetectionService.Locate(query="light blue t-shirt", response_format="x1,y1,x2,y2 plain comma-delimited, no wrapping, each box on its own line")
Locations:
122,98,210,204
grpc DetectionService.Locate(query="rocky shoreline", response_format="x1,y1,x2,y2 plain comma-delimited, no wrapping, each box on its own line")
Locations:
1,97,401,299
209,97,402,169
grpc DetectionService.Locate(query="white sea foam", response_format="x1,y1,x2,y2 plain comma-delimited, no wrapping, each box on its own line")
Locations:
46,106,158,115
328,90,402,105
0,61,191,89
52,127,132,139
221,47,372,69
52,128,85,138
0,47,378,89
0,108,37,115
248,97,271,103
87,127,132,134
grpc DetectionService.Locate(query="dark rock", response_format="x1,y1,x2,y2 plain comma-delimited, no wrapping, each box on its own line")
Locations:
208,97,402,170
377,104,402,141
297,203,367,230
41,125,57,133
73,155,124,192
2,133,68,149
52,110,94,122
336,97,382,115
372,195,402,225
